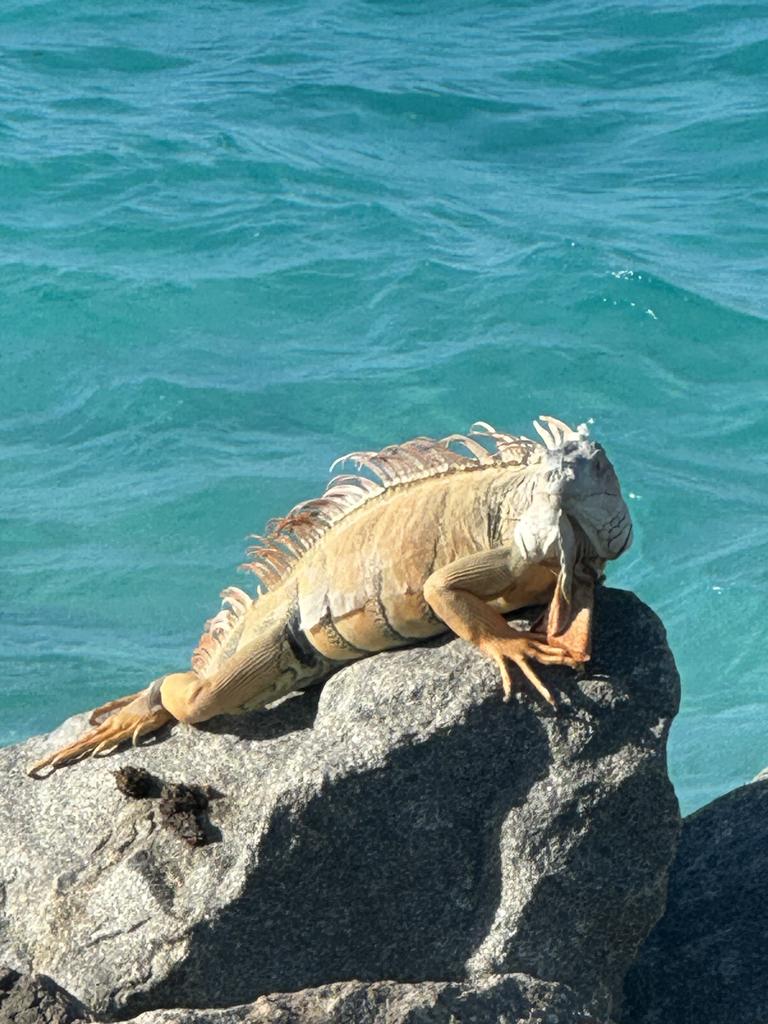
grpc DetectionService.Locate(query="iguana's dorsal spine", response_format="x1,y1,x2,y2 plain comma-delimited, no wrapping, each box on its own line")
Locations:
191,586,252,675
244,423,540,585
191,418,586,677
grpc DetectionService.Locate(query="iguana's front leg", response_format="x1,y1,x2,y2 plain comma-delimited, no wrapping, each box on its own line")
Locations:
423,548,580,706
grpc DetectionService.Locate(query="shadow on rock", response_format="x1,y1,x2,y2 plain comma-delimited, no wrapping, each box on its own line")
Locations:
137,700,552,1015
197,686,322,743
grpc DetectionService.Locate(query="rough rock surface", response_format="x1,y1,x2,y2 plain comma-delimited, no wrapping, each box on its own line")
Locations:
0,967,89,1024
124,974,606,1023
0,588,679,1023
622,772,768,1024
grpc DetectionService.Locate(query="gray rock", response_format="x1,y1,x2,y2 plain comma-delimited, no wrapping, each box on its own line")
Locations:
124,973,607,1023
0,968,89,1024
0,588,679,1023
622,774,768,1024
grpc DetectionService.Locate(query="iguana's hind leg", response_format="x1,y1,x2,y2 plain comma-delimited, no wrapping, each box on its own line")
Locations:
28,676,185,776
29,601,321,776
424,548,580,707
159,626,316,724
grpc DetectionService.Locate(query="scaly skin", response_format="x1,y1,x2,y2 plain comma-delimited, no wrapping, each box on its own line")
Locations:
30,416,632,776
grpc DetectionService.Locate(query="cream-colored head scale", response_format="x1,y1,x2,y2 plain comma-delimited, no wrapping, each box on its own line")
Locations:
529,415,633,561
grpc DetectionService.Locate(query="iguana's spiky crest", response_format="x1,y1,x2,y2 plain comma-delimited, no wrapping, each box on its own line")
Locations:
191,418,583,677
191,587,250,675
242,423,540,589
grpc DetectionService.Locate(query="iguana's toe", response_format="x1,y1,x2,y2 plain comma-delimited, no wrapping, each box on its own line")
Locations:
88,690,146,726
483,634,580,707
28,695,173,778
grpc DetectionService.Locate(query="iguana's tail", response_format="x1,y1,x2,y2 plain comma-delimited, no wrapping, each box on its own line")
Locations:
28,587,323,777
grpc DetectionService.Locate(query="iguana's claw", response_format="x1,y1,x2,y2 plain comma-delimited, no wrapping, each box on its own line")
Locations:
28,694,173,778
482,632,580,707
88,690,146,726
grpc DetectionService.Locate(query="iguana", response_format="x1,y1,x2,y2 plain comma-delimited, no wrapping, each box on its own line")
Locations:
30,416,632,776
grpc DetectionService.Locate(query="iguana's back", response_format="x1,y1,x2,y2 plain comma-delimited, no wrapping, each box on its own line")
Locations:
294,467,529,658
200,429,549,677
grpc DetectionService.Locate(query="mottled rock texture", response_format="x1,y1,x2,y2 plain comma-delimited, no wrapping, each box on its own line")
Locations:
623,772,768,1024
0,588,679,1023
125,974,605,1024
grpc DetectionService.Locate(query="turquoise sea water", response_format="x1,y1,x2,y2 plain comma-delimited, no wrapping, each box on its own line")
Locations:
1,1,766,813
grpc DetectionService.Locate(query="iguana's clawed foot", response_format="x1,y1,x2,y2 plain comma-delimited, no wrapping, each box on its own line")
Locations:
481,631,583,707
28,693,174,777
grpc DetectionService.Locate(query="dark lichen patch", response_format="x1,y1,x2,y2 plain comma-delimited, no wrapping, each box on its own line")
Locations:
113,769,224,847
158,782,223,847
159,806,207,847
160,782,211,811
128,849,178,913
113,766,161,799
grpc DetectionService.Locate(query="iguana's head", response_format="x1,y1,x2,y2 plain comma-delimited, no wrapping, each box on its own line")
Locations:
533,416,633,561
